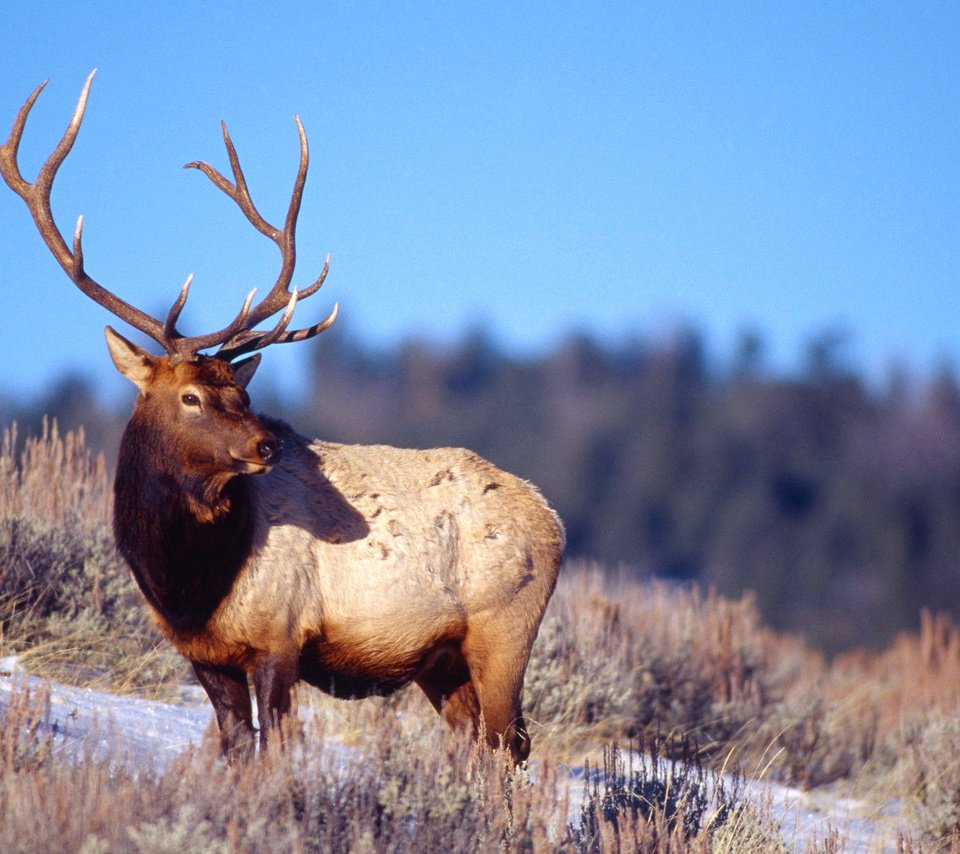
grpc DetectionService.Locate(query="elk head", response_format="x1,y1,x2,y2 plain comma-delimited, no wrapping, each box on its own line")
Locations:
0,72,338,503
107,325,279,474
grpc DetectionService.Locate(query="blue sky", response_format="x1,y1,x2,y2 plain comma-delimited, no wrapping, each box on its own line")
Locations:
1,2,958,399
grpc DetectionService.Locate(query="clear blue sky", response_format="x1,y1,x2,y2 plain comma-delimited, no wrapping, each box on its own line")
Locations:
1,2,958,399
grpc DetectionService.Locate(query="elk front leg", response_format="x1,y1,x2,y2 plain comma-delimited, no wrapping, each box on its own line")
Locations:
252,654,298,750
191,660,255,760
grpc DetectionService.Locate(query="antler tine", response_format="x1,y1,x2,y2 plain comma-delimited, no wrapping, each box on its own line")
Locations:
72,215,86,279
165,284,260,363
287,299,339,342
217,301,340,362
0,72,172,352
296,253,330,302
214,288,298,361
184,121,277,242
163,274,193,340
0,79,47,198
258,287,299,348
270,115,310,312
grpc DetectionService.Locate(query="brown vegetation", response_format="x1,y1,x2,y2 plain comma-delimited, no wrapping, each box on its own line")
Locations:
3,422,960,849
0,421,182,696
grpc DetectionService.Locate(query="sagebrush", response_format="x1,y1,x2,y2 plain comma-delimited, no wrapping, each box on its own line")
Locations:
3,421,960,848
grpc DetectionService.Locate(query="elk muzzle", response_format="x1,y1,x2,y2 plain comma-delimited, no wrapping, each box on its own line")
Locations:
231,426,281,473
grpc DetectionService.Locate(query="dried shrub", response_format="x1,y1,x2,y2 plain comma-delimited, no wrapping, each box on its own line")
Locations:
0,682,551,852
571,740,746,852
525,567,781,763
524,565,960,804
896,714,960,843
0,677,54,774
768,611,960,788
0,422,183,695
0,517,124,630
0,420,110,531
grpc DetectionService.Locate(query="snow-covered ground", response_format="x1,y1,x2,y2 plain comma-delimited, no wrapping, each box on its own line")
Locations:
0,656,912,851
0,655,211,771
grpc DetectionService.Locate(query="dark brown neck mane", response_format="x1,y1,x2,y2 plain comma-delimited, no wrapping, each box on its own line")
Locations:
113,412,255,635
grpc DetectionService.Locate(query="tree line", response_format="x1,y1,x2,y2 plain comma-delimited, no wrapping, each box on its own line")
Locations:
5,325,960,651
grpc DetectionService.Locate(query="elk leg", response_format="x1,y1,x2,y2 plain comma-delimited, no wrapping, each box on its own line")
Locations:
415,642,481,733
252,654,297,750
461,632,532,764
415,639,528,762
191,660,255,759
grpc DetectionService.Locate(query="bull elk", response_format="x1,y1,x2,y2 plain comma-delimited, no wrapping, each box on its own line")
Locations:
0,73,563,763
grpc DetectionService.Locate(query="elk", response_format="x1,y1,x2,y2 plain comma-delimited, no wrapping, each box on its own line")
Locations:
0,73,564,763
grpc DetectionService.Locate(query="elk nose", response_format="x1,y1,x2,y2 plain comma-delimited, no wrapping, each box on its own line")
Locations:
257,437,281,465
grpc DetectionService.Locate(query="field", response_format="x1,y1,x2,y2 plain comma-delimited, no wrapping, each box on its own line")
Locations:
2,422,960,851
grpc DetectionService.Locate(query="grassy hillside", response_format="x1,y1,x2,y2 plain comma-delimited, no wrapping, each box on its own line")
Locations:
1,422,959,850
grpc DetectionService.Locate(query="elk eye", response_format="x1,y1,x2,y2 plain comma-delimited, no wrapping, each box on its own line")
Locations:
181,393,201,407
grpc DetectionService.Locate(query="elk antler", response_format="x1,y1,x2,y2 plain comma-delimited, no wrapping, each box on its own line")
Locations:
0,71,169,350
181,113,339,360
0,72,338,364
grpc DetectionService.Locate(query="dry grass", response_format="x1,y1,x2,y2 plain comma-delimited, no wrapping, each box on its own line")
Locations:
0,681,754,853
0,421,185,697
0,419,111,531
3,420,960,848
524,568,782,762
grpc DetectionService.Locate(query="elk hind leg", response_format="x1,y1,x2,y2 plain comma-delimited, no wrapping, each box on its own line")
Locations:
462,630,533,764
415,642,481,735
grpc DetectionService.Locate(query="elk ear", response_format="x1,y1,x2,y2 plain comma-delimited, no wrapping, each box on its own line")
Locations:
231,354,262,389
105,326,156,394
